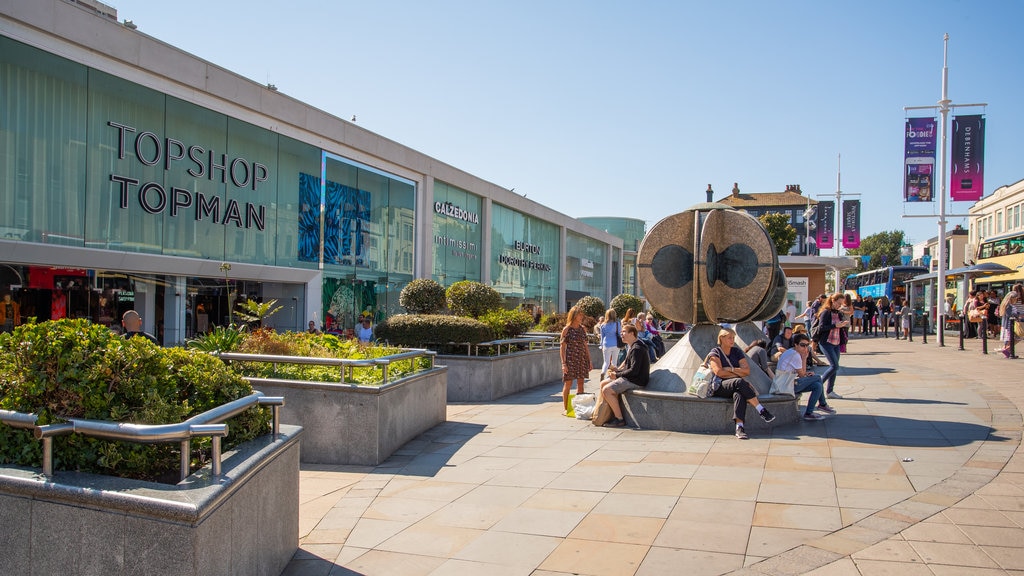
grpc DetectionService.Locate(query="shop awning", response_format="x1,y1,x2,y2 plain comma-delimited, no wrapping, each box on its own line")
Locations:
907,262,1014,284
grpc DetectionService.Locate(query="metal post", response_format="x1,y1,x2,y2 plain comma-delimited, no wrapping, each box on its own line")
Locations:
981,318,988,354
180,439,190,482
211,436,222,477
42,437,54,477
958,312,965,350
922,312,928,344
1011,325,1017,359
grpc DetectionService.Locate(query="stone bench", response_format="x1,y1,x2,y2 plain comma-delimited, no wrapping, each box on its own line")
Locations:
622,388,798,434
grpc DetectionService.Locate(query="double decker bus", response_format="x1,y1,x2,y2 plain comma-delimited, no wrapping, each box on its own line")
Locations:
842,265,928,302
973,231,1024,293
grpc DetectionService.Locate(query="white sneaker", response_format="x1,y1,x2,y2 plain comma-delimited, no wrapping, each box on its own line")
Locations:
827,392,843,399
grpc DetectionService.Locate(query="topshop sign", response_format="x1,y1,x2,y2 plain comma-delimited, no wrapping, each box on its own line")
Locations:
106,121,269,231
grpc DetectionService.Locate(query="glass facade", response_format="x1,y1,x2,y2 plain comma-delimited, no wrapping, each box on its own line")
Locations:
565,231,606,299
491,204,560,313
432,181,482,285
0,31,619,341
315,154,416,332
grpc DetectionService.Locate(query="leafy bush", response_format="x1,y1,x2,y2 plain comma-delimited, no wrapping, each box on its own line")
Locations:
610,293,645,320
575,295,606,320
538,312,596,335
186,324,246,353
399,278,446,314
0,319,269,482
232,329,430,385
446,280,503,317
375,314,493,349
478,309,535,339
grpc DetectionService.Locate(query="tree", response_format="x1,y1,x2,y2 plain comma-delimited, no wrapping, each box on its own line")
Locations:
234,298,283,328
842,230,907,285
757,213,797,256
399,279,446,314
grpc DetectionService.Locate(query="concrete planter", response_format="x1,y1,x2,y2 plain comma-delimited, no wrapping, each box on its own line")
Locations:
0,425,302,576
443,345,590,402
250,367,447,465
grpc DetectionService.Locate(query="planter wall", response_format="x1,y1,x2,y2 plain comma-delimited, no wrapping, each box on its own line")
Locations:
251,367,447,466
443,344,606,403
0,425,302,576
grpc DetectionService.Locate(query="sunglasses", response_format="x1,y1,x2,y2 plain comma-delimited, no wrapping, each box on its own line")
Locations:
797,343,809,347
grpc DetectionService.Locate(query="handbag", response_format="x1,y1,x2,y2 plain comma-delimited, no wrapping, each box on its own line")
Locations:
968,308,983,322
770,370,796,396
687,364,714,398
615,321,625,348
592,392,613,426
572,393,596,420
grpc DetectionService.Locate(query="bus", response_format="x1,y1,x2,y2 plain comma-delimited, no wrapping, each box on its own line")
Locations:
973,231,1024,294
842,265,928,302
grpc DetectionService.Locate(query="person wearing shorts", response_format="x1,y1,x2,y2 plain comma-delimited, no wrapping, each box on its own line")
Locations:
599,324,651,427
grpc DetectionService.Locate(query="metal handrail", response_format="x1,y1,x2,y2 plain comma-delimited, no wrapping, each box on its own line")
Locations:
0,392,283,480
472,336,558,356
216,349,436,385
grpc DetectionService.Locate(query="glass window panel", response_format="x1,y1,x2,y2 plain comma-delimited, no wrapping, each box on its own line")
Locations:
432,181,482,284
161,96,228,260
490,204,560,311
223,117,279,265
86,69,167,254
0,37,88,245
276,134,321,269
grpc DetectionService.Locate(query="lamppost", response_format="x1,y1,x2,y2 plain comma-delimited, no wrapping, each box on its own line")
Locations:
219,262,232,327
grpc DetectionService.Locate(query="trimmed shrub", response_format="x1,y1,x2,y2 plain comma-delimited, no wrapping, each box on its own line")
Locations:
575,295,606,320
375,314,494,349
610,293,645,320
0,319,269,482
446,280,503,317
478,309,535,339
399,278,446,314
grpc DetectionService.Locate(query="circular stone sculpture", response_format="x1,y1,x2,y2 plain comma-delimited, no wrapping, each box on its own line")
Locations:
637,204,780,325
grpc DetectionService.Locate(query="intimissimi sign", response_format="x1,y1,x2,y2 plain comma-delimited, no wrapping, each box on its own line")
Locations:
106,121,269,230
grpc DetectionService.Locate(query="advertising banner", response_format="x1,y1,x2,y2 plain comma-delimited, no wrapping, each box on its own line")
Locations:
816,201,834,249
951,115,985,202
842,200,860,249
904,117,937,202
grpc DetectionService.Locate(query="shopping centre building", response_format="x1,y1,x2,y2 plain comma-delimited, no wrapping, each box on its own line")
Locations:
0,1,623,344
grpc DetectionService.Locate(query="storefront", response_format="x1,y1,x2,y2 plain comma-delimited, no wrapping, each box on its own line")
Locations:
0,3,622,344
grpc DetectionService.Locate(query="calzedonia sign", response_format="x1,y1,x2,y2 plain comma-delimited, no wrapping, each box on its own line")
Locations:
499,240,551,271
106,121,270,231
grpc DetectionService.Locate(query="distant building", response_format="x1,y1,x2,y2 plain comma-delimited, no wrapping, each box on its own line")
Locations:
715,183,819,256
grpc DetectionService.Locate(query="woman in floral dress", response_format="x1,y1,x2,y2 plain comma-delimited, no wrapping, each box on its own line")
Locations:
560,305,593,415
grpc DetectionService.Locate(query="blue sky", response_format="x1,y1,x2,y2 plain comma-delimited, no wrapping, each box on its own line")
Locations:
112,0,1024,249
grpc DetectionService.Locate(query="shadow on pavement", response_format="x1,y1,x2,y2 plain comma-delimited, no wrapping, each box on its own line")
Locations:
775,414,1006,447
861,397,968,405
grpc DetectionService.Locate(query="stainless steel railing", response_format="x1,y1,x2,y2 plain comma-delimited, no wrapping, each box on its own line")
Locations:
216,348,436,385
0,392,283,481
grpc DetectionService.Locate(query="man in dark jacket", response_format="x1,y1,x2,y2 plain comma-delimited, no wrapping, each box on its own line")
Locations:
599,324,650,427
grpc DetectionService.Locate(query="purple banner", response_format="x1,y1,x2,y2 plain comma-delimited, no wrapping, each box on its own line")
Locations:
842,200,860,250
816,201,834,249
904,117,936,202
951,115,985,202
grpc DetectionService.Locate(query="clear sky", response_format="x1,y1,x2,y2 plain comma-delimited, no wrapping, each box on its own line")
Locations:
111,0,1024,249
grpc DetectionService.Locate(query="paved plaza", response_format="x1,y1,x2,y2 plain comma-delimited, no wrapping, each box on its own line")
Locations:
283,333,1024,575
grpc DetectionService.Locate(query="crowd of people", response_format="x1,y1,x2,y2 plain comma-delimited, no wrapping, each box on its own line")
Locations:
560,282,1024,438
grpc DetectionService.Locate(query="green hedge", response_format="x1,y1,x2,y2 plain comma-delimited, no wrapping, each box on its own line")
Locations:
0,319,270,482
375,314,494,349
478,309,535,339
399,278,446,314
446,280,503,317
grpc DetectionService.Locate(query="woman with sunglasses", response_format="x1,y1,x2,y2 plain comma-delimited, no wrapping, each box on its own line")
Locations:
815,293,851,399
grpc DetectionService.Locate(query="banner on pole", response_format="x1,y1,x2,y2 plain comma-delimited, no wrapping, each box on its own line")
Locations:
842,200,860,249
904,117,937,202
816,201,834,249
951,115,985,202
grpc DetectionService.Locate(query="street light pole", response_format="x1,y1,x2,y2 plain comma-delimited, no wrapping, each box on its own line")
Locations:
904,33,986,347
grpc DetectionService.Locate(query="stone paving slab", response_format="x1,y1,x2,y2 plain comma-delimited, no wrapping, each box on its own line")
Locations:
282,332,1024,575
